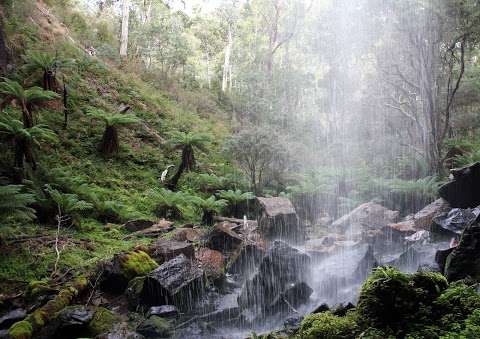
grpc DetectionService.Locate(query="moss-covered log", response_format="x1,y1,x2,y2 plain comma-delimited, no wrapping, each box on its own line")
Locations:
8,276,88,339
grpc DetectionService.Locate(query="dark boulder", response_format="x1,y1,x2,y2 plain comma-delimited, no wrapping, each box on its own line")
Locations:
256,197,304,242
439,162,480,208
266,282,313,315
238,241,311,311
205,222,243,253
146,305,179,318
445,216,480,281
123,219,155,232
53,305,94,338
150,239,195,263
195,247,225,284
0,309,26,330
226,243,265,276
140,254,204,310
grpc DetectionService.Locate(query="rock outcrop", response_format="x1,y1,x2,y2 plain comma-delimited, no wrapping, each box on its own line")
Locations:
149,239,195,263
256,197,304,242
139,254,204,310
445,216,480,281
332,202,399,232
439,162,480,208
238,241,311,313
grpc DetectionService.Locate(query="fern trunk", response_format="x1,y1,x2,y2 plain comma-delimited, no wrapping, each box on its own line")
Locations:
202,210,215,226
99,125,119,155
167,145,195,190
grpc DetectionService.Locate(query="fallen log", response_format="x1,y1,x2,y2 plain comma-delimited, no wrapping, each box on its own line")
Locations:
8,276,89,339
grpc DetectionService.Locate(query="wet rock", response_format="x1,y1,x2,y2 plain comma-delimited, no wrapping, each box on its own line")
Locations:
435,247,455,274
332,202,400,231
332,303,355,317
386,245,439,273
266,282,313,315
195,248,225,283
88,307,121,336
0,309,26,329
405,230,430,244
353,244,378,280
125,220,174,238
257,197,304,242
386,220,416,234
136,316,172,338
432,207,480,235
238,241,311,310
99,250,158,293
226,243,265,276
312,303,330,314
205,222,243,253
97,323,142,339
172,227,203,242
150,239,195,263
140,254,204,310
123,219,155,232
413,198,450,230
53,305,94,338
439,162,480,208
125,276,145,310
417,264,441,273
445,216,480,281
147,305,179,318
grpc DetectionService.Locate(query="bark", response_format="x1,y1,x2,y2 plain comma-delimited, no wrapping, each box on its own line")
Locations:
222,25,233,93
167,146,195,190
63,82,68,128
99,125,119,155
120,0,130,60
0,19,9,76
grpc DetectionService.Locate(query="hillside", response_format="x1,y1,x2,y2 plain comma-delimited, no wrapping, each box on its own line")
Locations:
0,0,236,291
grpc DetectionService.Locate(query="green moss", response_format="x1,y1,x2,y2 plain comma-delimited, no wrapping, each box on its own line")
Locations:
137,316,173,338
8,320,33,339
88,307,121,336
120,250,158,280
297,312,357,339
27,279,56,298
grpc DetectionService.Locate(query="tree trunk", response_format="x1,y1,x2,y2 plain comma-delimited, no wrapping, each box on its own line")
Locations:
100,125,119,155
0,20,9,76
21,102,33,129
182,145,195,171
222,25,233,93
14,138,25,170
119,0,130,61
63,82,68,128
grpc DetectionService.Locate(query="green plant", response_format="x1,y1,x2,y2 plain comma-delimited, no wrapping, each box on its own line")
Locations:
148,188,200,220
0,78,59,127
297,311,357,339
197,195,227,226
0,117,57,171
166,131,212,189
44,184,93,227
217,189,254,217
0,184,36,222
87,108,139,156
22,50,75,90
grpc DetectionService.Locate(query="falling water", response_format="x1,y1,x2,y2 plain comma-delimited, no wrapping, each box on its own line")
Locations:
174,0,452,337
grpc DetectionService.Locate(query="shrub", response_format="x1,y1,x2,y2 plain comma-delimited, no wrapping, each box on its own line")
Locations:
297,311,357,339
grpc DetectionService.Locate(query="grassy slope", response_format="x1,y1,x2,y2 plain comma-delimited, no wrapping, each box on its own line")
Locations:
0,0,234,292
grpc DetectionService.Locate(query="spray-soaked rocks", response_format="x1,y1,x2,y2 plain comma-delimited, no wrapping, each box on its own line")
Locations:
205,222,243,253
257,197,304,242
149,239,195,263
432,206,480,236
128,254,205,311
439,162,480,208
238,241,312,313
331,202,399,235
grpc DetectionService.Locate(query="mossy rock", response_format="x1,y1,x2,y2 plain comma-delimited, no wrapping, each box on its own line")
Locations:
120,250,158,280
27,279,56,298
136,315,172,338
297,311,357,339
88,307,121,336
8,320,33,339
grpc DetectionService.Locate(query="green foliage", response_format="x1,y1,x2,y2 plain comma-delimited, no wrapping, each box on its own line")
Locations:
197,195,228,225
86,108,139,128
148,188,200,221
44,184,92,226
434,282,480,327
167,131,212,150
22,50,74,77
297,311,357,339
0,118,58,145
218,189,255,204
88,307,121,336
0,184,36,222
0,78,59,104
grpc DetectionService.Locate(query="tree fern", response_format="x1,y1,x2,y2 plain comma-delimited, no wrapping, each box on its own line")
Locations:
87,108,139,156
197,195,227,226
0,184,36,222
44,184,93,227
22,51,75,91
